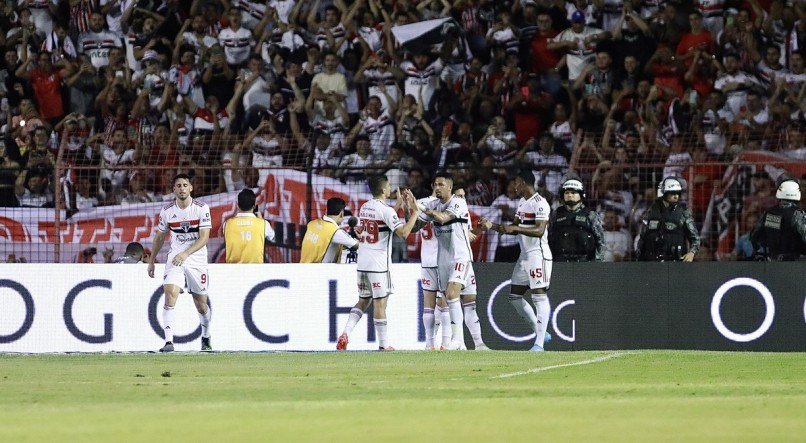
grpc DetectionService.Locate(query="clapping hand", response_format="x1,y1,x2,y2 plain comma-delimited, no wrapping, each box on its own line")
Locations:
403,189,418,214
478,218,494,230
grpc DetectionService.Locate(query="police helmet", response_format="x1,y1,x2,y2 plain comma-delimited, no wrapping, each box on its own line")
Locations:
657,177,683,197
776,180,801,201
561,179,586,200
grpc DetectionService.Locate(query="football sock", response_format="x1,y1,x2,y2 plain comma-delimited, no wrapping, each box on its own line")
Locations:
447,298,464,343
162,305,175,343
374,319,388,348
423,307,435,348
462,301,484,346
199,306,211,339
343,307,363,335
433,305,442,339
531,294,551,348
509,294,539,333
438,306,452,347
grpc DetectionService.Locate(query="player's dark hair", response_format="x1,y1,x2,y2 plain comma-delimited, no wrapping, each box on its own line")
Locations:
433,171,454,185
124,242,144,257
517,170,536,187
368,175,389,197
172,173,192,184
326,197,347,216
238,188,257,211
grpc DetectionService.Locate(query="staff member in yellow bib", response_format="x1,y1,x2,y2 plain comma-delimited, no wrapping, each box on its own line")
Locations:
300,197,359,263
224,189,276,263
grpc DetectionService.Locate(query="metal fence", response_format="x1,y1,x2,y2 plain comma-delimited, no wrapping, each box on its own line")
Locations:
1,132,804,263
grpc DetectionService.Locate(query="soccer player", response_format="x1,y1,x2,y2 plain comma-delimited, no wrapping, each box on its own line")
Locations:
300,197,359,263
419,174,488,350
416,192,451,350
148,174,213,352
479,171,552,351
224,189,276,263
336,175,420,351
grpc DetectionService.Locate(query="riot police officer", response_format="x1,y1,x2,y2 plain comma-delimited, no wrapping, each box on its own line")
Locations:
750,179,806,261
548,178,605,261
637,177,700,262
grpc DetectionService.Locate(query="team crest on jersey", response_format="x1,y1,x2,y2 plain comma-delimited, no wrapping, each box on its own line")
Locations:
180,221,192,232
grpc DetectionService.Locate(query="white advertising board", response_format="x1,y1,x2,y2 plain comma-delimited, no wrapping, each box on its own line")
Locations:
0,264,426,352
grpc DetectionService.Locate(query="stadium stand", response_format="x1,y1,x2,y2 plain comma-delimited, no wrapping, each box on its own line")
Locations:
0,0,804,263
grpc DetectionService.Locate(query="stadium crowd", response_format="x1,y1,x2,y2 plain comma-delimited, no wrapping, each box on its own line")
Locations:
0,0,804,262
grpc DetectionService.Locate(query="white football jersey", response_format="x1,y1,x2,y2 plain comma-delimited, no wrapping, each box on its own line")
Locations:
357,199,404,272
430,195,473,263
400,59,443,111
516,192,552,258
417,196,439,268
157,199,213,267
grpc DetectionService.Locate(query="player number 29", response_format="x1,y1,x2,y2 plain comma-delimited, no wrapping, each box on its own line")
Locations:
359,219,379,244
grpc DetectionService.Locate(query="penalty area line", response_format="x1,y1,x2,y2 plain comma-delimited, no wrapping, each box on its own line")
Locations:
491,351,636,379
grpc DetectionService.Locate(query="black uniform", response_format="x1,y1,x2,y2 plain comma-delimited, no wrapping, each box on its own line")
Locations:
749,201,806,261
637,199,700,261
549,203,605,261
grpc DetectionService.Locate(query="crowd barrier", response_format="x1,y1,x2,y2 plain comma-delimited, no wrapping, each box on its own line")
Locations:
0,263,803,352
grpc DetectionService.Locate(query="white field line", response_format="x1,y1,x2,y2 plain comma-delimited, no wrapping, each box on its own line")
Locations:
491,351,636,379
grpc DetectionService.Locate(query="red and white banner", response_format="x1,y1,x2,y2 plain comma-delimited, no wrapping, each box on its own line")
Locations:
0,170,501,263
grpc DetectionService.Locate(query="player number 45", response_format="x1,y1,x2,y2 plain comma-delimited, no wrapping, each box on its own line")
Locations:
529,268,543,279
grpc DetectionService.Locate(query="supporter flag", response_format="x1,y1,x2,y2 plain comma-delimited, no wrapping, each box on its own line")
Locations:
390,18,471,58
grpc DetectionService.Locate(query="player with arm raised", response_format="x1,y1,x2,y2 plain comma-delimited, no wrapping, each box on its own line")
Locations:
479,170,552,351
336,175,420,351
415,192,452,350
147,173,213,352
420,173,488,350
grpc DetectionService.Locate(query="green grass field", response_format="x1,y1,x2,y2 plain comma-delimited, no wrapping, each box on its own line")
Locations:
0,351,803,442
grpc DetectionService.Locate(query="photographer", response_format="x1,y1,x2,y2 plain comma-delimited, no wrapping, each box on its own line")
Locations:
300,197,358,263
223,189,276,263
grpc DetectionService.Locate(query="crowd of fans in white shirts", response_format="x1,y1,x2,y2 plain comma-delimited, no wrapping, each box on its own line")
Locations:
0,0,804,262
